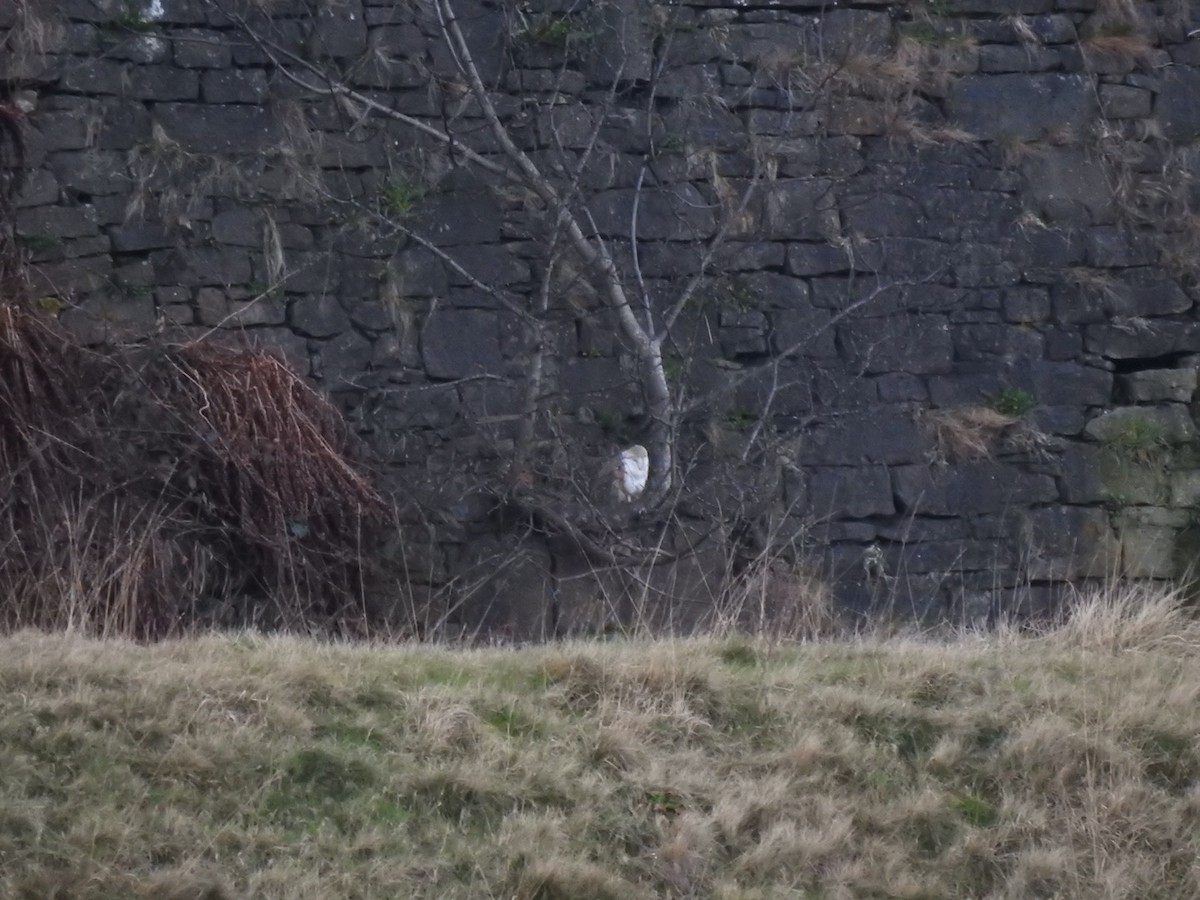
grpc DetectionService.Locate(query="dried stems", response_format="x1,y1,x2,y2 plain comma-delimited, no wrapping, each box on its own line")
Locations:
0,304,384,638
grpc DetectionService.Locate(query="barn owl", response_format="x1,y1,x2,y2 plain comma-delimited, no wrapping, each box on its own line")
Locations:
616,444,649,501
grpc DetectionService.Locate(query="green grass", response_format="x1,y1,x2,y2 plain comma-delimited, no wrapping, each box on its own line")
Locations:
3,590,1200,898
988,386,1037,418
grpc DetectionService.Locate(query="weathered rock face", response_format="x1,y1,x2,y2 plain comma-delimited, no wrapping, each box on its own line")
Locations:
7,0,1200,635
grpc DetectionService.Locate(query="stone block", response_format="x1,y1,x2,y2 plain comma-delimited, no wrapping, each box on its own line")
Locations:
172,29,231,67
876,374,927,402
421,309,503,380
949,73,1093,141
786,242,854,276
765,178,840,240
346,299,393,332
1022,505,1118,579
1012,228,1086,269
1020,147,1114,224
978,44,1060,72
953,323,1044,361
291,294,350,337
97,101,153,151
30,113,91,153
367,23,426,57
771,306,838,359
48,151,126,196
661,100,746,153
1099,84,1151,119
1085,226,1158,268
1025,13,1077,42
928,372,1012,407
370,331,420,370
559,357,634,403
106,32,172,63
59,58,127,94
316,330,372,385
415,188,504,246
1084,276,1190,321
1002,287,1051,323
155,104,280,154
154,0,210,25
1118,369,1197,404
839,315,953,375
311,0,368,58
1157,66,1200,141
129,66,199,101
198,289,286,327
446,244,529,288
153,247,252,286
1096,449,1168,506
826,99,888,137
893,462,1057,516
16,170,59,208
808,466,894,518
1085,322,1200,360
842,192,926,238
1032,405,1086,435
1083,406,1196,445
795,410,927,466
1119,524,1178,579
713,242,787,272
885,540,1010,575
16,205,99,241
62,291,158,343
277,253,339,294
386,247,446,298
201,69,269,104
1028,360,1112,406
589,184,717,240
28,256,110,298
1043,328,1082,360
820,8,892,56
720,328,768,358
1170,472,1200,508
1058,445,1102,503
210,208,261,247
1118,507,1191,529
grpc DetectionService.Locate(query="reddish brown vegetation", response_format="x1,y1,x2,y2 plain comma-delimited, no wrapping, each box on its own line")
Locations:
0,303,384,638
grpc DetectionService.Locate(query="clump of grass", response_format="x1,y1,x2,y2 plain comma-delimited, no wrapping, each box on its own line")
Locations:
517,13,592,48
379,178,423,219
989,386,1037,418
0,304,384,638
922,406,1019,461
1104,413,1169,464
1049,580,1197,652
3,587,1200,897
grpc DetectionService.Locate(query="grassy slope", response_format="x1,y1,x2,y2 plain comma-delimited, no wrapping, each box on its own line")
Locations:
2,593,1200,899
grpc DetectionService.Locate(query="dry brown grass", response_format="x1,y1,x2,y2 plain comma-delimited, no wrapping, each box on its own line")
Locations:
0,304,383,638
2,586,1199,898
1082,30,1153,57
922,406,1019,461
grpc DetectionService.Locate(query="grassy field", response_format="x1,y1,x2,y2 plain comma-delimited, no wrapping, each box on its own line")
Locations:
2,587,1200,899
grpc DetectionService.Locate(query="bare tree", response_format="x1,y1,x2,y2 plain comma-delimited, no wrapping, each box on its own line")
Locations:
184,0,932,620
205,1,769,520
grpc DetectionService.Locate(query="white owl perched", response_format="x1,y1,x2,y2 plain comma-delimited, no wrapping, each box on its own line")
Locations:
615,444,649,502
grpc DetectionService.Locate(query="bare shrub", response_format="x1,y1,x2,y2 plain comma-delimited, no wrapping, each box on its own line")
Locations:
0,303,384,638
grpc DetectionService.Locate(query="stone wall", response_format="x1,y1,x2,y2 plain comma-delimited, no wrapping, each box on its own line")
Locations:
5,0,1200,634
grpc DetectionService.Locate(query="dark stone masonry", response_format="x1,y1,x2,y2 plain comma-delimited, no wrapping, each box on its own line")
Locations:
6,0,1200,635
